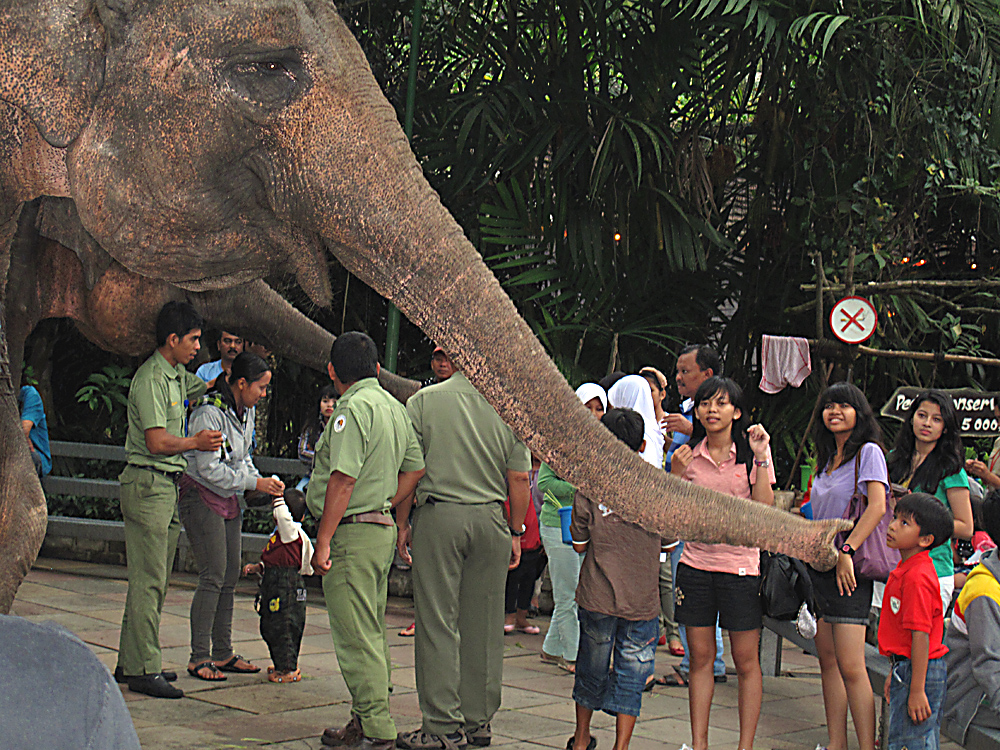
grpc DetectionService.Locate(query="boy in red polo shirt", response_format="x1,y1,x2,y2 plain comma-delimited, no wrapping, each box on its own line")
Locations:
879,492,955,750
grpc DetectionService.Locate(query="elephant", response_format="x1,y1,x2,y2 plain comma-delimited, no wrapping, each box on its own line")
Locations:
0,0,849,612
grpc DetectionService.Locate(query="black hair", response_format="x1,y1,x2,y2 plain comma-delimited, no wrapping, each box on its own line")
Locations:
155,301,203,347
983,488,1000,543
303,384,338,442
813,381,884,473
689,376,753,465
680,344,722,377
227,352,271,387
330,332,378,383
598,371,627,393
208,352,270,413
970,493,986,534
894,492,955,549
886,390,964,494
602,408,644,452
283,488,307,523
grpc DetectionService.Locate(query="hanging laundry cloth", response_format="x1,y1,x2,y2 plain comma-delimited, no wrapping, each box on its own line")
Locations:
759,335,812,394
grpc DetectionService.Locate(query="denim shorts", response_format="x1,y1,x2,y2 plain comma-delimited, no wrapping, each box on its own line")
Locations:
674,563,762,632
888,656,946,750
573,607,657,717
808,565,873,625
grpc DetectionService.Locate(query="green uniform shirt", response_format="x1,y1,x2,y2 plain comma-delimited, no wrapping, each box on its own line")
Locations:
306,377,424,520
406,372,531,506
125,351,207,472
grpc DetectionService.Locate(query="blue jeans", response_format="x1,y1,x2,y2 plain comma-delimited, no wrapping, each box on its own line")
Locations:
573,608,657,717
888,657,946,750
673,543,724,676
540,523,583,662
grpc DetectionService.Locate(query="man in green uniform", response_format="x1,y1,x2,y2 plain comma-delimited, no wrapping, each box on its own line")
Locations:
310,332,426,750
115,301,224,699
396,351,531,750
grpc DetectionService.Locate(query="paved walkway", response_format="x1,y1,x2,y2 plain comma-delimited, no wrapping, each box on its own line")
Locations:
11,558,957,750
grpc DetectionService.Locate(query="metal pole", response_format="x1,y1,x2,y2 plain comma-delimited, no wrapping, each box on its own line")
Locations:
385,0,425,373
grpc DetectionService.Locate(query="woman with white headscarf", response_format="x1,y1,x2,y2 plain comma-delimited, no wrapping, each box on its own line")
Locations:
536,383,608,673
608,374,665,468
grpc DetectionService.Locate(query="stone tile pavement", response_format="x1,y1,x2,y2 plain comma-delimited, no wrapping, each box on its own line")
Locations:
9,558,960,750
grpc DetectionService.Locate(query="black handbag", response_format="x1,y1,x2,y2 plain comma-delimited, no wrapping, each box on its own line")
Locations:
759,551,816,620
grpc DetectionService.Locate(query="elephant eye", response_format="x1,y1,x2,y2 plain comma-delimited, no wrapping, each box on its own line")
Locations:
222,51,311,110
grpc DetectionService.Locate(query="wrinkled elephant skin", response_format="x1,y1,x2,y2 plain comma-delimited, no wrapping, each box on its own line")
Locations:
0,0,849,610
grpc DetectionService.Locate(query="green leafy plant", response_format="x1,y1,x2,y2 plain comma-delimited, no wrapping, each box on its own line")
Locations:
75,365,134,442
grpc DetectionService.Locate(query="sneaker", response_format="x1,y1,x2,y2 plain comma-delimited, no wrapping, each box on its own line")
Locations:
323,714,363,747
467,723,491,747
396,728,468,750
797,602,818,639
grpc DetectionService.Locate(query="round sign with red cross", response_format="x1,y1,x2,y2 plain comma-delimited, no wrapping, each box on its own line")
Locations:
830,296,878,344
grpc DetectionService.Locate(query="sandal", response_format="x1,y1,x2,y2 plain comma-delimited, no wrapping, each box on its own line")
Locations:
668,641,685,657
565,737,597,750
516,625,540,635
399,622,416,637
187,661,227,682
653,666,688,688
268,668,301,683
216,655,261,673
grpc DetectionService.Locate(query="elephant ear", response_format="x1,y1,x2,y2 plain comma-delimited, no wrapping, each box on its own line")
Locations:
0,0,106,148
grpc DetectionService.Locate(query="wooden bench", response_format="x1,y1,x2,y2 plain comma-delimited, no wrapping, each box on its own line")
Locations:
42,440,308,501
40,440,309,571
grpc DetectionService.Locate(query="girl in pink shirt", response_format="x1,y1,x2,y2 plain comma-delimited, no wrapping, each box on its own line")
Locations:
671,377,775,750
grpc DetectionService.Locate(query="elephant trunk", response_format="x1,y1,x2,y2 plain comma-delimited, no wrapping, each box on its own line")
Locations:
296,102,846,569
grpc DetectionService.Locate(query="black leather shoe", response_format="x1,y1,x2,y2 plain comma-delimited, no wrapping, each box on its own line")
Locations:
127,674,184,699
114,666,177,684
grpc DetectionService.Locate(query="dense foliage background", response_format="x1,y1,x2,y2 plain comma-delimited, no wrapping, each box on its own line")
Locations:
30,0,1000,522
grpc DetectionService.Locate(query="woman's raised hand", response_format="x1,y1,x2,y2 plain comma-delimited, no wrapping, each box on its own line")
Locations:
747,424,770,460
256,476,285,496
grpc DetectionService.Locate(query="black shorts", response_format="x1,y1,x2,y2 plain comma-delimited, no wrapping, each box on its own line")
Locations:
674,563,762,632
807,565,873,625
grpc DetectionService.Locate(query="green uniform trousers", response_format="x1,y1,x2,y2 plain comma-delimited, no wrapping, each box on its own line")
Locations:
322,522,396,741
412,501,511,735
117,465,182,676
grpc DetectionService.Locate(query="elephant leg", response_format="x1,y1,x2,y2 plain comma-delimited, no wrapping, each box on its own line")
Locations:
0,206,47,613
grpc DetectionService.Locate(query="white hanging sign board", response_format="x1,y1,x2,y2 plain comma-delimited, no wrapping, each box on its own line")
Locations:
829,296,878,344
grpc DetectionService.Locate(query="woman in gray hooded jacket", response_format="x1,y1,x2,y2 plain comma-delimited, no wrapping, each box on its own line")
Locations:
179,352,285,681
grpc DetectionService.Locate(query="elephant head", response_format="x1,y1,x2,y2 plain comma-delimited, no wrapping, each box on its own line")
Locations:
0,0,848,609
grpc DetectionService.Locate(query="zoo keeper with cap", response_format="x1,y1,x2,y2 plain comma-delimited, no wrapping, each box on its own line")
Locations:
308,332,425,750
115,301,224,700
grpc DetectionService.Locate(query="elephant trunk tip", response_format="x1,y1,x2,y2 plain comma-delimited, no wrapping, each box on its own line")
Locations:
808,518,855,571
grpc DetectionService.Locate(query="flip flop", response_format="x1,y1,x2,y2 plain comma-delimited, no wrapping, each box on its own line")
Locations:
565,736,597,750
516,625,540,635
216,655,261,673
503,623,515,634
399,622,416,637
187,661,227,682
653,666,688,688
668,643,686,657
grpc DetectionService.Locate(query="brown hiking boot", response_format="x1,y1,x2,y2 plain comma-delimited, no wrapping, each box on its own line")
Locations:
323,714,363,747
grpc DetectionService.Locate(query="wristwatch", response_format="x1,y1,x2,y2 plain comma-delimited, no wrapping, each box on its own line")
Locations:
511,524,526,537
840,542,856,557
